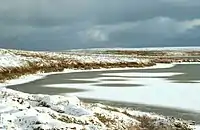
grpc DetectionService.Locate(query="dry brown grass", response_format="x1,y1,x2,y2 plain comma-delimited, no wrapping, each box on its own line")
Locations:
94,113,115,126
0,56,156,83
120,110,193,130
103,50,167,57
127,115,193,130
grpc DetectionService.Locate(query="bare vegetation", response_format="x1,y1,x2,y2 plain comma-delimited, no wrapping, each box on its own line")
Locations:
0,49,156,82
100,50,200,64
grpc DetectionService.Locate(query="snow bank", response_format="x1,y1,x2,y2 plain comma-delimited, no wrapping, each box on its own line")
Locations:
0,88,195,130
0,88,104,130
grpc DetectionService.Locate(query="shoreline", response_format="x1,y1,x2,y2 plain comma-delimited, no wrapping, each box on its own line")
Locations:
0,63,175,88
1,61,199,88
1,63,200,114
1,47,200,83
81,98,200,124
0,55,200,129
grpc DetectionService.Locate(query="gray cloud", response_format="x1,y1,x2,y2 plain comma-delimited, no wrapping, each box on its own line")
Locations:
0,0,200,50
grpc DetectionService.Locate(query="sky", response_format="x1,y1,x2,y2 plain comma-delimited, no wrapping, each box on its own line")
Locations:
0,0,200,51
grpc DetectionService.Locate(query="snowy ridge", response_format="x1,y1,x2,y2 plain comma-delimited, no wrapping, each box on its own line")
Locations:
68,46,200,51
0,48,147,67
66,54,146,63
114,46,200,51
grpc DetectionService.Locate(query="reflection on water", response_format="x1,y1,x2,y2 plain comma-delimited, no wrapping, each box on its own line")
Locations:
7,64,200,123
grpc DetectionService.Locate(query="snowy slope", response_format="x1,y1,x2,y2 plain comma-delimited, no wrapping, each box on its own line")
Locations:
0,50,41,70
0,88,195,130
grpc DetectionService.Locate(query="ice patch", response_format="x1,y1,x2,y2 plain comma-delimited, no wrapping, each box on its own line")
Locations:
49,74,200,112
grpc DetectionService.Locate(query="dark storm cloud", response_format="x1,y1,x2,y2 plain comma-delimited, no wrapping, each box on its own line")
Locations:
0,0,200,50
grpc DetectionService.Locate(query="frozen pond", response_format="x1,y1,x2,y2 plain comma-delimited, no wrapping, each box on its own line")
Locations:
8,63,200,123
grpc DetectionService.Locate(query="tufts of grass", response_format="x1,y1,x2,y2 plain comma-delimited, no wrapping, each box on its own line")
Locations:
131,115,193,130
103,106,120,113
95,113,115,126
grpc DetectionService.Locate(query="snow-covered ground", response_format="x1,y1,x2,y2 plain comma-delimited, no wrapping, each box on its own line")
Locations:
0,48,200,129
1,87,195,130
0,88,102,129
0,53,41,70
0,48,149,66
65,54,147,63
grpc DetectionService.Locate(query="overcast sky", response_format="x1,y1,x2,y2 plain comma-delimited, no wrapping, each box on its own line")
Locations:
0,0,200,50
